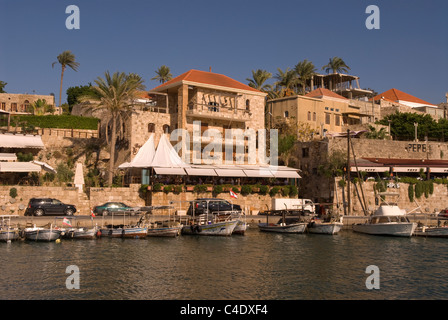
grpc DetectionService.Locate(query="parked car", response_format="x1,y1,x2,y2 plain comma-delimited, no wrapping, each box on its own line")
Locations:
92,202,137,216
438,208,448,219
24,198,77,216
187,198,242,215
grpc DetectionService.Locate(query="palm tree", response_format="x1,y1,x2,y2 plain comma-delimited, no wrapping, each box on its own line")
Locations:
80,71,145,186
52,50,80,114
273,68,298,96
151,65,173,84
295,59,317,94
31,99,49,115
321,56,350,74
246,69,272,92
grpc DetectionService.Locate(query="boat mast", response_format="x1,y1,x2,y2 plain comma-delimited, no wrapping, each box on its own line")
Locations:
347,129,351,215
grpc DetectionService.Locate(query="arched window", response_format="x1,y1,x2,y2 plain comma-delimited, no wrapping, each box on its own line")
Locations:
148,123,155,133
163,124,170,134
23,100,30,113
245,99,250,111
284,111,289,118
307,111,311,121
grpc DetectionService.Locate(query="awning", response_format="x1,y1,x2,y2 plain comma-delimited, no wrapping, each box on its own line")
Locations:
428,167,448,173
351,166,388,173
185,167,217,176
392,167,425,173
270,169,301,178
243,169,274,178
154,167,187,175
0,133,44,149
215,169,246,177
31,160,57,173
0,153,17,161
0,162,41,172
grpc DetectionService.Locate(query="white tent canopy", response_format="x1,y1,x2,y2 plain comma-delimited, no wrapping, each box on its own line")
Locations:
0,133,44,149
117,134,301,179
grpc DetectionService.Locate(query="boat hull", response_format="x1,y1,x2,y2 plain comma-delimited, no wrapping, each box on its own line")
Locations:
258,222,307,234
146,226,182,237
0,230,20,241
182,220,238,236
414,226,448,238
233,220,247,235
100,227,125,238
64,228,99,240
308,222,343,235
24,229,62,241
352,222,416,237
122,227,147,238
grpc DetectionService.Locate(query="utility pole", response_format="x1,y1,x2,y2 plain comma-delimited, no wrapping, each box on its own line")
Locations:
347,129,351,215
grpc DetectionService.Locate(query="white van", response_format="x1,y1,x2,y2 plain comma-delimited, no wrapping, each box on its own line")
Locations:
271,198,316,214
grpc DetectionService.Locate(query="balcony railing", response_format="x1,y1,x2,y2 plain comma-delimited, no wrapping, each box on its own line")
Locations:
187,103,252,122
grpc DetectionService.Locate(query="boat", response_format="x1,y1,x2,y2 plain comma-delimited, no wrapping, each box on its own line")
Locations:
179,199,239,236
413,225,448,238
352,192,417,237
24,224,62,241
307,216,344,235
100,212,147,238
54,217,101,240
0,215,20,242
135,206,183,237
258,210,308,233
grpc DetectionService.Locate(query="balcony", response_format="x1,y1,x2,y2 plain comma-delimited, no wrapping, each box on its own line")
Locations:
187,102,252,122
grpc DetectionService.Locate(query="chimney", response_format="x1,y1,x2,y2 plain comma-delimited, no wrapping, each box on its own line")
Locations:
209,66,212,72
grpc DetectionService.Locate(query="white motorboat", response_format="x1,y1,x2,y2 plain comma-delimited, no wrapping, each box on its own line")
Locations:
352,192,417,237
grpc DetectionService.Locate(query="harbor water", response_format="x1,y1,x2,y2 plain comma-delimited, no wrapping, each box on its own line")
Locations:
2,227,448,300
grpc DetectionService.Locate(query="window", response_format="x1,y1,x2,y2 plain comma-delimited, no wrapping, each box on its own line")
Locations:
313,112,316,121
302,147,309,158
0,102,5,110
245,99,250,111
335,114,340,126
307,111,311,121
11,103,17,112
23,100,30,112
162,124,170,134
284,111,289,118
208,101,219,112
325,113,331,125
148,123,155,133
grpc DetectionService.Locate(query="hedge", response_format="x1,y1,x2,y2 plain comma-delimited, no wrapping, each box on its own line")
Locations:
10,115,99,130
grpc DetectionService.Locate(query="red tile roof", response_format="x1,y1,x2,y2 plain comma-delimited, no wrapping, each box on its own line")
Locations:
305,88,348,100
150,69,263,94
371,88,435,106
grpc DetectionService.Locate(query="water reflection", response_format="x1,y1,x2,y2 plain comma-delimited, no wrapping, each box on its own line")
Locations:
1,229,448,299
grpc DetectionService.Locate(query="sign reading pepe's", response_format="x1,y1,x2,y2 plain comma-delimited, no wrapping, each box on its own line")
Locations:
407,143,427,153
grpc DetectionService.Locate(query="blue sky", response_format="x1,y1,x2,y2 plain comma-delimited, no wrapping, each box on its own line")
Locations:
1,0,447,104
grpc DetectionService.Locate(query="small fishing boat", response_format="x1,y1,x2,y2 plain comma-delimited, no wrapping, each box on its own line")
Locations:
307,216,344,235
181,214,238,236
121,225,147,238
352,192,417,237
258,210,308,234
24,224,62,241
137,206,183,237
57,217,101,240
0,215,20,242
100,212,146,238
413,220,448,238
100,224,125,238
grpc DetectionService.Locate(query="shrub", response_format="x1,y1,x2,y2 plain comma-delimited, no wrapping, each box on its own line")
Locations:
173,185,183,194
289,185,298,197
408,184,414,202
9,188,17,199
241,185,253,196
281,186,290,197
194,185,208,193
163,185,173,193
259,185,269,195
153,183,163,192
269,186,281,197
10,114,99,130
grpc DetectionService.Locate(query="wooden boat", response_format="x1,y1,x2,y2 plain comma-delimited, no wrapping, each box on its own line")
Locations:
0,215,20,242
100,212,147,238
307,216,344,235
352,192,417,237
181,214,238,236
100,224,125,238
24,224,62,241
56,217,101,240
146,220,182,237
258,210,308,233
413,224,448,238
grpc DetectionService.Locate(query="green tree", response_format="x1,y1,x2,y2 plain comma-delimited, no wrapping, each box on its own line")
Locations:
294,59,317,94
151,65,172,84
66,84,99,112
246,69,272,92
364,125,388,139
30,99,50,115
0,81,7,93
377,112,437,141
80,71,145,186
273,67,298,96
321,57,350,74
52,51,80,113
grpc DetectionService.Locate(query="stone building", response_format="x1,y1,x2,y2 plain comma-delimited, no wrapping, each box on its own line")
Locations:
0,93,55,114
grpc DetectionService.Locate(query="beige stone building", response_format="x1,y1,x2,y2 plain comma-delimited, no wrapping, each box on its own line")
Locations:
268,88,363,138
0,93,55,114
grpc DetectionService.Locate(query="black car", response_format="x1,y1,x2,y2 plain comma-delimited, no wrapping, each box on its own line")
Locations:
24,198,77,216
187,198,242,215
